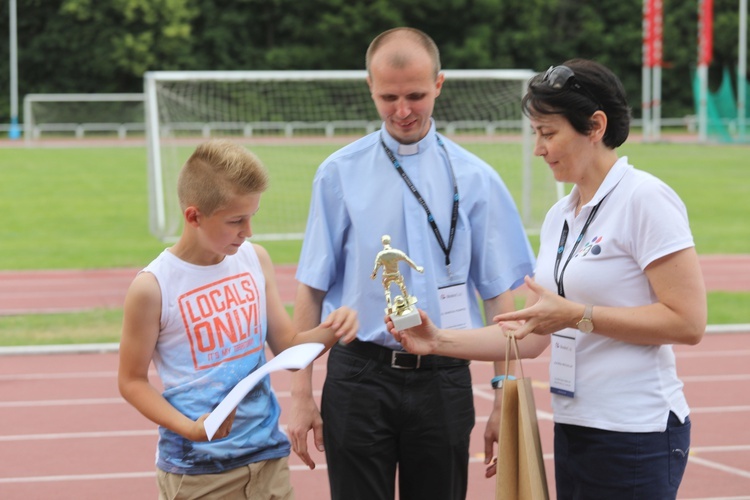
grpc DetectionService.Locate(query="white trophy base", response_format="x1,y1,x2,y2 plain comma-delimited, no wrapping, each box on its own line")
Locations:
389,307,422,330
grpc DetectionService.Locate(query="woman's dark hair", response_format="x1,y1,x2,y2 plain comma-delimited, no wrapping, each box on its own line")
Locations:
522,58,631,148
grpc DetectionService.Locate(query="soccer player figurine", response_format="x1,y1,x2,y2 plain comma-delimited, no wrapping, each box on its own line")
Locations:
371,234,424,329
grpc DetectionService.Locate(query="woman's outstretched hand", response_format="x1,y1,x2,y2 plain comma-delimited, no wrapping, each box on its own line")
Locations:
385,309,439,355
494,276,577,339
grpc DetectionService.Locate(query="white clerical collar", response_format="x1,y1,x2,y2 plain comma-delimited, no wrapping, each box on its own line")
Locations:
397,143,420,156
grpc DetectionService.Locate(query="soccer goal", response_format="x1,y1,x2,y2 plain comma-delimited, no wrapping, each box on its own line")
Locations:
144,70,557,243
23,93,146,141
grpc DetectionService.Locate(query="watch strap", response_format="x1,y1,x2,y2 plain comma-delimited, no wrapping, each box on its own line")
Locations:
576,304,594,332
491,374,517,389
583,304,593,321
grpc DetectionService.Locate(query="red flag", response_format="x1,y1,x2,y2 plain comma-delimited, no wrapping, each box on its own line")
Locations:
643,0,663,68
698,0,714,65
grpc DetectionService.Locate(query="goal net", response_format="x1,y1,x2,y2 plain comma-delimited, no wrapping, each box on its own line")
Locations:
144,70,558,242
23,93,145,141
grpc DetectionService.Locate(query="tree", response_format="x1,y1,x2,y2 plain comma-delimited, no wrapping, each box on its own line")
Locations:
0,0,197,122
1,0,745,123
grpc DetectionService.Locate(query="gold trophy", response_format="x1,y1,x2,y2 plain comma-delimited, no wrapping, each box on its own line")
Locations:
371,235,424,330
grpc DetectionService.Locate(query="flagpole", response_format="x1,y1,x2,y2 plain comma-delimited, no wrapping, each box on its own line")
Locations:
643,0,653,141
739,0,747,141
9,0,20,139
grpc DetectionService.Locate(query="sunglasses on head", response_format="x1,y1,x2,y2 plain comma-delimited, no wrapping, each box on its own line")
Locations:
542,65,601,108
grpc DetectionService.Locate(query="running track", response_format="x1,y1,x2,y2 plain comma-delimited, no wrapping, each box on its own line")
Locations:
0,256,748,499
0,255,749,315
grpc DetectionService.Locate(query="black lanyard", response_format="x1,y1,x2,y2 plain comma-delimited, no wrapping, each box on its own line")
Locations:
380,135,459,275
554,195,607,297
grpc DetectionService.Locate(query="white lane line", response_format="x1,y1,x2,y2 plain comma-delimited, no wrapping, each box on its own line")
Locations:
684,497,750,500
691,445,750,453
0,371,117,381
1,394,747,415
1,454,747,492
0,370,157,381
0,457,519,484
0,349,746,381
0,397,125,408
10,369,750,383
677,349,750,358
681,374,750,382
688,454,750,479
690,406,750,413
0,430,157,442
0,472,155,484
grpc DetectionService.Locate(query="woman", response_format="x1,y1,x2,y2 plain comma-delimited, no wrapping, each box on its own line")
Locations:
388,59,706,499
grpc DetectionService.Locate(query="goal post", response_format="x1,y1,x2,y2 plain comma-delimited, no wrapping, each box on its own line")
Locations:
144,69,556,243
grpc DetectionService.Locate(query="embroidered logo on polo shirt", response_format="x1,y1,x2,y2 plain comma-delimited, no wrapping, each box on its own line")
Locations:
575,236,604,258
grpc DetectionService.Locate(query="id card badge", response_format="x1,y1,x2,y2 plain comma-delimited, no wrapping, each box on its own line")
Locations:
438,283,471,330
550,333,576,397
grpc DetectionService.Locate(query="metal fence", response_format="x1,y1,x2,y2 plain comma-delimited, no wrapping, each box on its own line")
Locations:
2,117,699,142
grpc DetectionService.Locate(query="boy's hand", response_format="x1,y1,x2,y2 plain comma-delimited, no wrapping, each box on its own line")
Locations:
193,409,237,442
322,307,359,344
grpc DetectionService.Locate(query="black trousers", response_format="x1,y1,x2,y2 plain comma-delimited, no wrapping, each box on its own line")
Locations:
554,412,691,499
321,342,475,500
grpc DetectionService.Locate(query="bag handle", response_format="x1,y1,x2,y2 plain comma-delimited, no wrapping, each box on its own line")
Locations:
503,334,525,380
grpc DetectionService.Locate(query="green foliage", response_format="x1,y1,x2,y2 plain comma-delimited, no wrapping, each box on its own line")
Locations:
0,0,197,103
1,0,748,123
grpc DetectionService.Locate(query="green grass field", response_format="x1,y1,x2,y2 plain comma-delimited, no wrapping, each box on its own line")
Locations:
1,141,747,270
0,140,747,346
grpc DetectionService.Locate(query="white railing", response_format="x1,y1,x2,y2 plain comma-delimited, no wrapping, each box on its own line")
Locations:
5,117,698,141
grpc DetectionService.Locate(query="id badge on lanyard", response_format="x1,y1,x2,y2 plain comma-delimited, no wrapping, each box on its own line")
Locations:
550,196,606,399
550,333,576,397
438,283,471,329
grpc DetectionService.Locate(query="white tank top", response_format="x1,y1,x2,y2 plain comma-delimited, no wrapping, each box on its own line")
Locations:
143,242,289,474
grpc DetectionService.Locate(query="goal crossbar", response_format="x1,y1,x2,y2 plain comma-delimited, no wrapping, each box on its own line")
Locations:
144,69,543,242
144,69,536,82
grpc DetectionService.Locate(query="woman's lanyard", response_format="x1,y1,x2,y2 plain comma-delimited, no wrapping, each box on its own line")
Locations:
380,135,459,277
553,195,607,298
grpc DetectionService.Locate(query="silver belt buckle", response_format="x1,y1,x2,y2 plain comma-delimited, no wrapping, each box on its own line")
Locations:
391,351,420,369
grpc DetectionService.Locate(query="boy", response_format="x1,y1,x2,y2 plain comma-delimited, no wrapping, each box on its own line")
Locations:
118,139,358,499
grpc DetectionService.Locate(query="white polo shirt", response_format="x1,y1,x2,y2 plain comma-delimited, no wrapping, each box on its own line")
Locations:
535,157,694,432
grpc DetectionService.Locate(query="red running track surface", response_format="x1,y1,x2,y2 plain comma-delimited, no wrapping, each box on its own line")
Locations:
0,332,749,499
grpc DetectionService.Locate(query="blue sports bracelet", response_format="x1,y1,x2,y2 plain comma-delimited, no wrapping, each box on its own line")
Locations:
491,375,517,389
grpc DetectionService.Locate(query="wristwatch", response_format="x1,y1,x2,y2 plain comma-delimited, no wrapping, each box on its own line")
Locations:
576,304,594,333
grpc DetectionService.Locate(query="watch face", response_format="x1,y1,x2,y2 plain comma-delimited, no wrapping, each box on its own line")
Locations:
577,319,594,333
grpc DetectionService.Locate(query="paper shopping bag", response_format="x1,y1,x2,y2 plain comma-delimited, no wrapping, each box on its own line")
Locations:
495,336,549,500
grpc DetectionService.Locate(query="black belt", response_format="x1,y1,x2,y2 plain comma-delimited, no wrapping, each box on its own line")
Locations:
341,339,470,370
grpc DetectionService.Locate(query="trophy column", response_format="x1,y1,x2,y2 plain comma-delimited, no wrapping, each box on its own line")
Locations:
370,235,423,330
